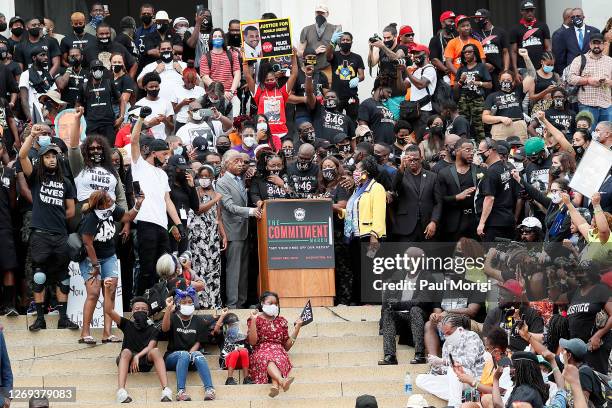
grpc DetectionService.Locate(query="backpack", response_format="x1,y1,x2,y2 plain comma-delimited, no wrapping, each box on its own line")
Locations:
205,49,235,73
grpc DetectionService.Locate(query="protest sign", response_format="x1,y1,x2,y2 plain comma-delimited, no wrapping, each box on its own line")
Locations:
240,18,292,60
569,141,612,197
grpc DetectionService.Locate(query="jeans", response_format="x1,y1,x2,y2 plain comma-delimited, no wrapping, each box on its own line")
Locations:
165,351,213,391
578,104,612,129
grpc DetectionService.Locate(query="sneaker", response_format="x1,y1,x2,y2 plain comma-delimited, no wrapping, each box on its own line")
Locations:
160,387,172,402
243,376,254,385
57,318,79,330
176,389,191,401
48,305,60,315
116,388,132,403
225,377,237,385
26,301,37,316
204,388,216,401
5,307,19,317
28,318,46,331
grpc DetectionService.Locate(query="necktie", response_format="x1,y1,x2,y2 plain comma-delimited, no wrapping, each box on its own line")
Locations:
578,29,584,49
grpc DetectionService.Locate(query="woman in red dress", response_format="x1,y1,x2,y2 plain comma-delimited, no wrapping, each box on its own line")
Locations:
247,291,303,397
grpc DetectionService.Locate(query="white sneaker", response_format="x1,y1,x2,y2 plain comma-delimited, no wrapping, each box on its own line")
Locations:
116,388,132,403
160,387,172,402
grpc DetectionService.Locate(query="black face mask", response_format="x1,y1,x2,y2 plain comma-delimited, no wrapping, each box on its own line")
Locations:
315,15,326,26
228,33,241,47
216,145,230,155
147,89,160,98
339,43,351,53
29,27,41,38
132,311,149,330
0,23,7,32
160,51,173,63
141,15,153,25
73,25,85,34
11,27,24,37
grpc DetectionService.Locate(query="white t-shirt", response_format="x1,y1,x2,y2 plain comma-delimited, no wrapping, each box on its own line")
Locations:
409,64,437,112
138,61,187,102
135,96,174,140
74,166,118,202
131,155,170,229
171,85,205,123
176,120,223,149
18,70,58,119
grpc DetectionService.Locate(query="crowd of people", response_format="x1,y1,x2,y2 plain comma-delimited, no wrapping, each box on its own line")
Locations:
0,1,611,406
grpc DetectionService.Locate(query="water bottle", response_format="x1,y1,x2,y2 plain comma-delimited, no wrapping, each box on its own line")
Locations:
404,372,413,395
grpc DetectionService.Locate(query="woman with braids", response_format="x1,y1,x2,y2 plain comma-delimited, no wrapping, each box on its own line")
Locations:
249,150,296,207
416,313,485,407
78,190,143,344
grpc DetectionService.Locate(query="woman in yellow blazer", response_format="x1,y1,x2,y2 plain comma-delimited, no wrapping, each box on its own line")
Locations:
337,156,387,304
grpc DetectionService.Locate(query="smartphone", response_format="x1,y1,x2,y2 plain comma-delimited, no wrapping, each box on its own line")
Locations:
132,181,142,197
196,4,205,15
449,353,455,366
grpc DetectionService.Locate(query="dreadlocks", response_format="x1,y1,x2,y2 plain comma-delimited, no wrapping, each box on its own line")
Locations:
513,359,549,403
545,314,569,353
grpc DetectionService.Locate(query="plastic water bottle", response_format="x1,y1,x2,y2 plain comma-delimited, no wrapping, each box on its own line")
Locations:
404,372,413,395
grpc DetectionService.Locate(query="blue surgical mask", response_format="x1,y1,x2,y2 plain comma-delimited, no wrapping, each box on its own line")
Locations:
174,146,183,156
38,135,51,148
212,38,224,48
542,65,554,74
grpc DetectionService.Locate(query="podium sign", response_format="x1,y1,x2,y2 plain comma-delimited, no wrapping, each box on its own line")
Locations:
265,200,334,269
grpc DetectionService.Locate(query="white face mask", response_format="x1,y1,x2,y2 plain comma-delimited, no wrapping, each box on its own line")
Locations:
262,303,279,317
257,122,268,132
180,304,195,316
243,136,256,148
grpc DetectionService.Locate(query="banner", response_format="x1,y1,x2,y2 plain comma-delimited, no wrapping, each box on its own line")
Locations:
569,141,612,197
264,199,334,269
240,18,292,60
67,260,123,328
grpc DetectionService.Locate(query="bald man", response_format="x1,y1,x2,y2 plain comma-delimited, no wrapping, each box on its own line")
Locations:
60,12,97,67
287,143,319,198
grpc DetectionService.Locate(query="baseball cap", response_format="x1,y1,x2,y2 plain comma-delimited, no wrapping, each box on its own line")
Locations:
410,44,430,56
523,137,545,156
149,139,169,152
498,279,524,297
399,25,414,36
39,143,62,157
520,0,536,10
590,32,604,42
454,15,470,26
474,9,490,19
168,154,189,169
355,394,378,408
9,16,25,27
192,136,208,152
315,4,329,14
439,11,456,23
519,217,543,230
155,11,171,21
559,338,588,359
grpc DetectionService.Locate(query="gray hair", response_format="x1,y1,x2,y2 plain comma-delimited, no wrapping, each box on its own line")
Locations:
222,149,240,169
156,253,177,280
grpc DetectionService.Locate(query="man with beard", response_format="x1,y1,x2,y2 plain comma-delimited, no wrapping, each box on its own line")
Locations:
82,23,137,78
406,44,436,133
14,17,61,75
326,31,364,121
18,46,58,122
60,12,96,67
130,107,184,296
18,126,78,332
472,9,510,91
141,11,181,73
428,11,456,83
568,33,612,124
309,87,355,143
138,40,186,102
55,46,89,108
286,143,319,198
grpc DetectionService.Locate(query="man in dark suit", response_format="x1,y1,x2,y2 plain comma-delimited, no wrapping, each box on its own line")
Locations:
390,145,441,241
436,138,484,242
553,8,600,73
216,150,262,309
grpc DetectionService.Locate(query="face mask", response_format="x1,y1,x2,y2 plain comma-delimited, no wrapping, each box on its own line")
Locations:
228,33,241,47
542,65,554,74
550,165,562,177
573,145,584,156
73,25,84,34
94,203,115,220
383,39,395,49
315,15,326,26
301,131,316,143
157,23,169,33
212,38,224,48
160,51,172,63
38,135,51,148
216,145,230,155
500,81,513,92
198,178,212,188
553,99,564,109
92,69,104,80
324,99,338,109
147,89,159,98
322,168,337,181
112,64,122,73
69,57,81,67
132,310,149,330
571,16,584,28
180,304,195,316
256,122,268,132
339,43,351,52
11,27,24,37
283,147,294,158
551,191,562,204
174,146,183,156
29,27,41,37
296,160,312,171
243,136,256,148
262,303,279,317
90,152,104,164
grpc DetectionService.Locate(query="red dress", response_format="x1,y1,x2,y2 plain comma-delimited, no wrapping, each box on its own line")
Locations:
247,315,293,384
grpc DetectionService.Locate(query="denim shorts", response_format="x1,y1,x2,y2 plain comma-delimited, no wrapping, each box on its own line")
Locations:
80,254,119,281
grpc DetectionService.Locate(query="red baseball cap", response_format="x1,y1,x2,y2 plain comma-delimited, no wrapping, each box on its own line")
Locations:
455,14,470,26
439,10,456,23
399,25,414,36
410,44,430,56
498,279,524,297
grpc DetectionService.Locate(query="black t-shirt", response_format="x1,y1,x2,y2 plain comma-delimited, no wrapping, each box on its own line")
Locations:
477,160,515,227
567,284,611,341
456,63,491,98
118,316,159,353
483,306,544,352
579,364,605,408
14,37,62,67
545,108,575,136
473,27,509,72
60,32,97,54
82,41,136,71
29,172,76,234
78,78,120,125
484,89,524,119
510,22,551,69
446,115,471,138
286,162,319,198
80,206,125,258
140,31,182,70
59,67,89,108
113,74,136,96
293,70,328,118
312,104,355,143
329,51,364,100
434,278,487,322
166,313,210,356
0,166,15,229
357,97,395,144
378,44,408,96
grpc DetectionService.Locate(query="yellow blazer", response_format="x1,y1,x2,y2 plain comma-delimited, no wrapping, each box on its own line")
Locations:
339,180,387,239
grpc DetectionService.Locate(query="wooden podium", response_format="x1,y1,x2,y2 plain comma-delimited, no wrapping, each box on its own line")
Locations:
257,199,336,307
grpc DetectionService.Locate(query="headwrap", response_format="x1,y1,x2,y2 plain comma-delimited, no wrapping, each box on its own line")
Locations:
174,286,197,306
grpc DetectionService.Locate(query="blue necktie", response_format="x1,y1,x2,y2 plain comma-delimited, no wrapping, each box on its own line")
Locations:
578,29,584,49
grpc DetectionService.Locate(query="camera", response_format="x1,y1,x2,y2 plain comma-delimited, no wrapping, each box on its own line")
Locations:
179,250,192,266
369,33,381,43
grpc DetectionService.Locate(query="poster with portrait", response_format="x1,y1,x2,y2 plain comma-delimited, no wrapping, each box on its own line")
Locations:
240,18,292,61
